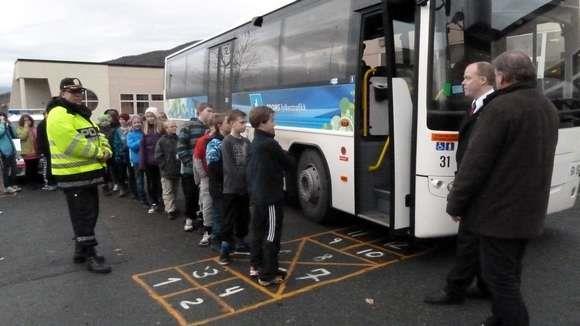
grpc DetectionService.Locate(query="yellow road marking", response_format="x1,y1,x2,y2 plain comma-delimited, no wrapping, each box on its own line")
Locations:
331,231,406,258
191,297,281,325
133,226,431,326
132,274,189,326
175,267,235,314
276,261,398,301
276,238,306,295
161,276,238,299
218,259,279,299
189,260,399,325
133,257,216,278
308,238,378,265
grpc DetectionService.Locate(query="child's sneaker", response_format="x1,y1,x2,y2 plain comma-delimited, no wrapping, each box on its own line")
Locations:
184,218,194,232
5,186,18,194
198,231,211,247
258,275,285,287
147,204,159,214
217,252,231,265
249,266,259,278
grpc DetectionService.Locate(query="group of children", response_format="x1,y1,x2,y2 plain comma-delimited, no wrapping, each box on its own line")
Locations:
100,103,295,286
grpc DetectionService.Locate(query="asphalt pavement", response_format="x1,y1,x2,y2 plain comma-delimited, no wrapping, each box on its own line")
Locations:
0,185,579,325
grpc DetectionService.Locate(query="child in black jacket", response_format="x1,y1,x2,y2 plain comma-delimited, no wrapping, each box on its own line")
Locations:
247,106,295,286
154,121,180,219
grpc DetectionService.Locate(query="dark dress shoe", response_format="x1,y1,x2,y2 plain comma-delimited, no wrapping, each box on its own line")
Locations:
424,290,465,305
86,256,112,274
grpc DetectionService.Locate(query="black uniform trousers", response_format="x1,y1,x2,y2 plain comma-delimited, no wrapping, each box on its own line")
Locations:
221,194,250,246
64,185,100,249
445,221,488,297
250,202,283,281
181,174,199,219
480,236,529,326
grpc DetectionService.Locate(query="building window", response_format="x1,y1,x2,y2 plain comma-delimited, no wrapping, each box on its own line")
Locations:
120,94,134,114
82,89,99,111
136,102,149,114
119,93,162,114
136,94,149,114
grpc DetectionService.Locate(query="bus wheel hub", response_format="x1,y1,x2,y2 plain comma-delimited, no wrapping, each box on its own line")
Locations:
299,166,320,204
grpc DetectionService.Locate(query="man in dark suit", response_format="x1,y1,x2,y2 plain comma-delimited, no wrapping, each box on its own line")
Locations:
425,62,495,305
447,51,559,326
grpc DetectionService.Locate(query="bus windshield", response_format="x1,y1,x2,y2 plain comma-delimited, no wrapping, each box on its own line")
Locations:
429,0,580,131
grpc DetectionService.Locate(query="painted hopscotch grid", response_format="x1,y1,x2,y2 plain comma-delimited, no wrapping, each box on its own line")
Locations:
132,227,432,325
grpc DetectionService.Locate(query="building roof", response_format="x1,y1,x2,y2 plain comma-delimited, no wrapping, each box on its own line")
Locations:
105,41,198,67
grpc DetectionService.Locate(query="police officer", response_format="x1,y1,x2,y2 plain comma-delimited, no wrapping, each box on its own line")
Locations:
47,78,112,273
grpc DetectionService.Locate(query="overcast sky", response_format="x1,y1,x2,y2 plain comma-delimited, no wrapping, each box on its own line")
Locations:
0,0,295,90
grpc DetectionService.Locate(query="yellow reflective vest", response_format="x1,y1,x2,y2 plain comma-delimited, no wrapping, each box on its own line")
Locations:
47,101,111,188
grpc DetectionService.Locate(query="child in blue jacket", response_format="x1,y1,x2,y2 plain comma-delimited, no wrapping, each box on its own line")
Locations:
127,115,146,206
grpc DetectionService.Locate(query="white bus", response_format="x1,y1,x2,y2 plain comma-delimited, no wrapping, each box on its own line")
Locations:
164,0,580,238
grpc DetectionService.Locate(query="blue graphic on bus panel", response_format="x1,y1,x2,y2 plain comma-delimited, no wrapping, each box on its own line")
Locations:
249,93,264,106
166,95,208,119
232,84,355,131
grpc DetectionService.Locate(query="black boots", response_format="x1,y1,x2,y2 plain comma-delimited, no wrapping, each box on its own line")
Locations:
86,256,112,274
73,243,112,274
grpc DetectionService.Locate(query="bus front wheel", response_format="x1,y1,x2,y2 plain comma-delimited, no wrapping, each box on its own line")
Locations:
297,149,330,223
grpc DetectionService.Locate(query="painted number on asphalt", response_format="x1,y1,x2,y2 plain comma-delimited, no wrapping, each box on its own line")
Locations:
356,249,384,258
180,298,204,309
313,253,333,262
192,266,219,279
329,237,343,245
296,268,331,282
219,286,244,297
153,278,181,287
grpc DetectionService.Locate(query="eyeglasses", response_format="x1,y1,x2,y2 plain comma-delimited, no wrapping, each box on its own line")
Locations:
64,89,85,95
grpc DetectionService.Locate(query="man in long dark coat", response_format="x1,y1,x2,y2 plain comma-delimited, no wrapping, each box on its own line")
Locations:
446,51,559,326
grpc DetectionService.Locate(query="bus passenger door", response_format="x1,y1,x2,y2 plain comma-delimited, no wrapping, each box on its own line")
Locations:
355,2,416,231
383,2,416,232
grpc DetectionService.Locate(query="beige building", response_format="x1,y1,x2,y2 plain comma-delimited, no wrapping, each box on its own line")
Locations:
10,59,165,116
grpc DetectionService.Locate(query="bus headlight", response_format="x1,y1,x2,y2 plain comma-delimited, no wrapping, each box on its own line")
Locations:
431,179,444,189
447,181,454,191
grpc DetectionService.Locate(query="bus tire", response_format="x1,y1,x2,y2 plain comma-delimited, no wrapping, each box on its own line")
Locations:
297,149,330,223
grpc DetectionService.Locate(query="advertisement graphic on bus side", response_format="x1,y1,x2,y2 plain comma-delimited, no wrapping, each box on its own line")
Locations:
232,84,355,132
